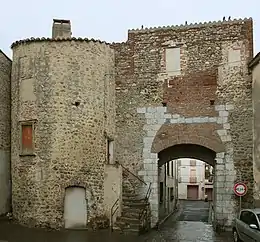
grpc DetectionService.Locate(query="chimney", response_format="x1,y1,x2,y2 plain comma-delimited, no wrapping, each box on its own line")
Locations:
52,19,72,38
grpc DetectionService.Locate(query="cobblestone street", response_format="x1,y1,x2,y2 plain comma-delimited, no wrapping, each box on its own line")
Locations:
0,201,233,242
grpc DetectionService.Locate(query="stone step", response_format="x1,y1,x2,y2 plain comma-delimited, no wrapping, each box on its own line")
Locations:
114,220,140,230
121,210,140,218
122,197,146,203
113,225,139,234
122,193,139,198
118,216,140,224
123,201,149,207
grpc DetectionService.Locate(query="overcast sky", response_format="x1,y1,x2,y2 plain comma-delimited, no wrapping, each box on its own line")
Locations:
1,0,259,58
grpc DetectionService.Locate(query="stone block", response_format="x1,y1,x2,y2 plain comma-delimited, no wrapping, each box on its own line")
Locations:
158,118,165,124
215,105,225,111
147,107,157,113
145,113,154,119
217,129,227,136
164,113,172,119
219,110,229,117
209,117,217,122
215,158,224,164
223,123,230,129
170,119,178,124
172,114,180,119
200,117,209,123
150,153,158,159
137,107,146,114
192,117,201,123
147,130,157,137
177,117,185,123
143,151,151,159
185,118,193,123
225,104,234,110
147,118,158,125
143,158,153,164
216,152,225,158
157,107,167,113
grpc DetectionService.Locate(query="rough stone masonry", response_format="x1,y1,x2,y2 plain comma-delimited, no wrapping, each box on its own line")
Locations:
113,18,254,228
0,17,255,230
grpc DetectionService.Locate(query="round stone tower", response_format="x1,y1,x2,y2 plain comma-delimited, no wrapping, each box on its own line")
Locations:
11,36,115,228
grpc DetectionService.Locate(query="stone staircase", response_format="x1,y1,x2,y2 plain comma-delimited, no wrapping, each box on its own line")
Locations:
112,178,151,234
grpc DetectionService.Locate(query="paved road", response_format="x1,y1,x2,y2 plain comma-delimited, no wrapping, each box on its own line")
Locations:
178,200,210,222
0,201,233,241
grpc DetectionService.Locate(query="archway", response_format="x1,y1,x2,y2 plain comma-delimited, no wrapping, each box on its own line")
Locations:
157,144,216,222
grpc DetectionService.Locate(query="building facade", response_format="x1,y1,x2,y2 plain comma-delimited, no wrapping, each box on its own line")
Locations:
178,159,213,201
159,161,178,219
0,17,256,230
250,52,260,205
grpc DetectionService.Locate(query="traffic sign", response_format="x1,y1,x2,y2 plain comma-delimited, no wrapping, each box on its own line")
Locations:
234,182,247,197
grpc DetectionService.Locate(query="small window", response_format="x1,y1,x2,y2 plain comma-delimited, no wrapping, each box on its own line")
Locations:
165,47,181,75
20,121,35,155
171,161,174,177
106,138,114,164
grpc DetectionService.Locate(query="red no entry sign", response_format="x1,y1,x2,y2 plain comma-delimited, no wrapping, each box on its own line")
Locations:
234,182,247,197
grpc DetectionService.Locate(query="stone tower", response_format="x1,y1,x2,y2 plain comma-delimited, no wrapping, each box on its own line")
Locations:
11,21,115,228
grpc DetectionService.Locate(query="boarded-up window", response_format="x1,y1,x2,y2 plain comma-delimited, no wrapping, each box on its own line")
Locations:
165,48,181,74
20,122,34,155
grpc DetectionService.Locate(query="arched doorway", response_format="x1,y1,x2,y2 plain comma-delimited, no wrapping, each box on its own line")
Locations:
137,118,239,229
64,186,87,229
158,144,216,221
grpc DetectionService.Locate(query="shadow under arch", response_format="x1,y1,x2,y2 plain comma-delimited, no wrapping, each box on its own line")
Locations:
158,143,216,167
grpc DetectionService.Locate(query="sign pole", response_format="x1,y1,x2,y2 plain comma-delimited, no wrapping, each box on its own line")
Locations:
239,172,242,212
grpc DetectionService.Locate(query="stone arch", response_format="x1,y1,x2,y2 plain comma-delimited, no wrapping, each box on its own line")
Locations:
158,144,216,167
151,123,225,155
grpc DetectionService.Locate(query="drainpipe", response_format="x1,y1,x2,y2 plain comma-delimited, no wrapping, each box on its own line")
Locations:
175,161,178,209
164,165,167,214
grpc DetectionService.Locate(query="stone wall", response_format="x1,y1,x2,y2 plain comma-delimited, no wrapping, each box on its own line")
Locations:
114,18,253,227
11,39,115,228
251,54,260,204
0,50,11,216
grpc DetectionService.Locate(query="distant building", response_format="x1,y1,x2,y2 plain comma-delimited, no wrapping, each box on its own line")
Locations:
159,161,178,219
177,159,213,201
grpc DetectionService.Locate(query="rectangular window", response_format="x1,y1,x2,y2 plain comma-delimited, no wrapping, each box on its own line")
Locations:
190,160,196,166
165,47,181,75
20,121,35,155
106,138,114,164
171,161,174,177
167,162,170,176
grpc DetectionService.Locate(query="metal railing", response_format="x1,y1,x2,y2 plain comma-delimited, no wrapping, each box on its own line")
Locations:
117,161,147,186
110,198,119,232
139,182,152,231
110,161,152,232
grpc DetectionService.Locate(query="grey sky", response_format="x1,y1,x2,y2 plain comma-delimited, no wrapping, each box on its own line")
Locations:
1,0,259,58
